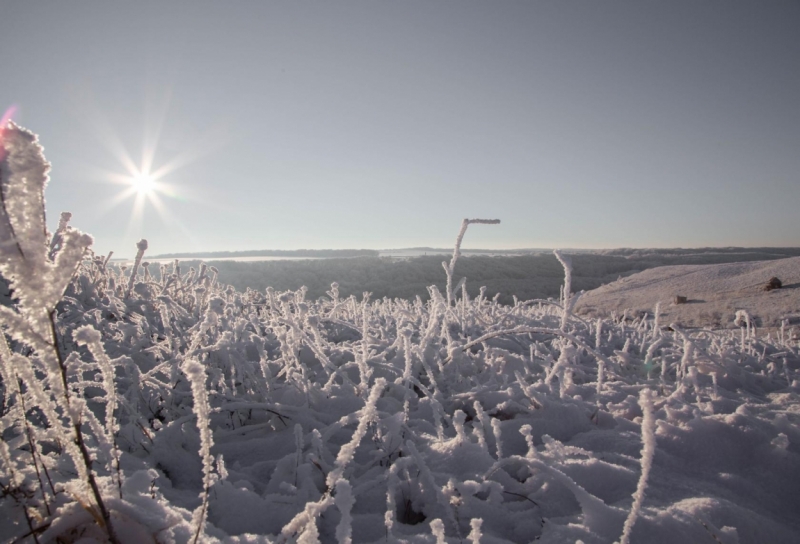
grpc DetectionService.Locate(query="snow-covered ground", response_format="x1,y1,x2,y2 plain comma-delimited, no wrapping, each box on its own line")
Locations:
576,256,800,329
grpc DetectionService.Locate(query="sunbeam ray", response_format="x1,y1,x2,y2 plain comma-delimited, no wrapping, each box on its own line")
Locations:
141,85,173,176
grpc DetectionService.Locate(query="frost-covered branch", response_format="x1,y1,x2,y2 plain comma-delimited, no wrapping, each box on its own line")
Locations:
443,218,500,307
618,388,657,544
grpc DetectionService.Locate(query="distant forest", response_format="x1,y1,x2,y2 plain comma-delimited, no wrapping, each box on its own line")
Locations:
164,247,800,305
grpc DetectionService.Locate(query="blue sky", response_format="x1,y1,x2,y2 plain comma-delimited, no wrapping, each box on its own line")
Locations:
2,1,798,257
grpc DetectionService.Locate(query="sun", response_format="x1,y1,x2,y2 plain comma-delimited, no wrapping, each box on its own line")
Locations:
132,172,156,194
85,92,222,243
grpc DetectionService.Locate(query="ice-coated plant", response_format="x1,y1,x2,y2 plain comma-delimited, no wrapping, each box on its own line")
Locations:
182,357,215,544
442,218,500,308
0,122,120,543
467,518,483,544
124,238,148,299
618,388,657,544
554,249,580,331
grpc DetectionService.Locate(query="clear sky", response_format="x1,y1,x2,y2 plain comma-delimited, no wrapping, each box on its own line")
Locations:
1,1,798,257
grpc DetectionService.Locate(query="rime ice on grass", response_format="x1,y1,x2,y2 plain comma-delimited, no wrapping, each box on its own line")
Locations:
0,124,798,544
619,388,657,544
443,218,500,307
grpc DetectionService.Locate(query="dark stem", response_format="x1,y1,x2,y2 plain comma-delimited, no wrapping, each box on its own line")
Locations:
114,435,123,500
40,456,56,497
21,506,41,544
191,498,209,544
17,378,51,516
10,520,50,544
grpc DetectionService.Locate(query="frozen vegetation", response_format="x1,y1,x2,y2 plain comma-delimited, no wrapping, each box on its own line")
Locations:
1,123,799,544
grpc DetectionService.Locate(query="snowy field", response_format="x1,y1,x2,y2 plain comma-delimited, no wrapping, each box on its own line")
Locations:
1,124,799,544
577,257,800,329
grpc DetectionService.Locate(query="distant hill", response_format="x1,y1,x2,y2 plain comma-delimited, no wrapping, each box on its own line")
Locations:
597,247,800,261
384,247,554,254
147,247,800,307
150,248,379,259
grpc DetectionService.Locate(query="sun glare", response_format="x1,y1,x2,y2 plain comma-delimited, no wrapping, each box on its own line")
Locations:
86,93,221,245
132,172,156,194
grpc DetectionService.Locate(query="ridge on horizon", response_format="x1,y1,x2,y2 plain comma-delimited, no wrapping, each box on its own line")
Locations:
145,246,800,260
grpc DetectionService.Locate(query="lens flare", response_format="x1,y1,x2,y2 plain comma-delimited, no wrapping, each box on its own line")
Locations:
0,104,18,128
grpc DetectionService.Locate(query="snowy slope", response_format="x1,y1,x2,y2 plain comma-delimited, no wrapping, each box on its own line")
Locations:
575,256,800,329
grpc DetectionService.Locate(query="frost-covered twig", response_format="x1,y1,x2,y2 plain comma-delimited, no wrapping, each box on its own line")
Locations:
334,479,355,544
618,388,657,544
74,325,123,498
327,378,386,487
553,250,573,331
467,518,483,544
443,218,500,307
182,358,215,544
124,239,148,299
48,211,72,261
